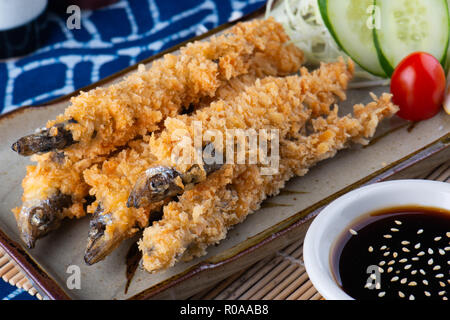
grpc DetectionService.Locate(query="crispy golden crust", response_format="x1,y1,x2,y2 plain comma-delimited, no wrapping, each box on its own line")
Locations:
147,59,353,173
83,60,351,245
15,153,104,219
14,18,304,223
50,17,304,161
83,73,271,241
139,93,398,272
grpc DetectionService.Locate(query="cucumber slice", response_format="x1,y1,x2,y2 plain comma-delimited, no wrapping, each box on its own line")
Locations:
318,0,387,77
374,0,450,76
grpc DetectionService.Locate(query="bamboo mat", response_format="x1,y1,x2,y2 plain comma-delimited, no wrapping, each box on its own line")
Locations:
1,161,449,300
0,247,42,300
190,161,450,300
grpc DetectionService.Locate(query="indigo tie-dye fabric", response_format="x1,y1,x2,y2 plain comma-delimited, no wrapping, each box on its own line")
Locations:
0,0,265,300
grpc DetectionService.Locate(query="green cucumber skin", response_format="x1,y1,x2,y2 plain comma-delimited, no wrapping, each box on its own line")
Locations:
317,0,387,77
373,0,395,76
374,0,450,76
444,0,450,71
441,0,450,68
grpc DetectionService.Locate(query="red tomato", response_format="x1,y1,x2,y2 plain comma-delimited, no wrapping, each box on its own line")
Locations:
390,52,446,121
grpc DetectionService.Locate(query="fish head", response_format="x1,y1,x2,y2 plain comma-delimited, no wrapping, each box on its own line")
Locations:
15,194,72,248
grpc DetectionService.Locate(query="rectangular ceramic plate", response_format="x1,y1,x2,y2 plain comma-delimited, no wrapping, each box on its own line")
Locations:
0,5,449,300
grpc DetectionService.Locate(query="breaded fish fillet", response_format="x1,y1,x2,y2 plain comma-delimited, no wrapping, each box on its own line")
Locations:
83,73,263,264
82,60,353,264
139,93,398,272
128,59,353,206
12,18,305,248
12,18,303,159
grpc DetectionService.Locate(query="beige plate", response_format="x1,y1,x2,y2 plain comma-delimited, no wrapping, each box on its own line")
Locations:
0,5,449,299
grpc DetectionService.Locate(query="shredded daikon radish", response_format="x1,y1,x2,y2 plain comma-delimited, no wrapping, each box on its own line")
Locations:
266,0,386,85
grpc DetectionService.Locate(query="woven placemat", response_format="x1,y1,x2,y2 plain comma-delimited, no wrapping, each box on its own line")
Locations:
190,161,450,300
0,248,42,300
1,161,449,300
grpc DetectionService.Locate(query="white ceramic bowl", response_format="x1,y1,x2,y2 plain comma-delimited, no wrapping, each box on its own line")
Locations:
303,179,450,300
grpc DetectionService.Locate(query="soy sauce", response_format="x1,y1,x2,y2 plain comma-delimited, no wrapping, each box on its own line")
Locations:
331,206,450,300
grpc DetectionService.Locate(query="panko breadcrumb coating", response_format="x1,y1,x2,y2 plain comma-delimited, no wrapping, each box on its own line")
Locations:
139,93,399,272
83,73,264,264
82,59,353,264
135,59,353,185
12,18,304,249
37,17,305,160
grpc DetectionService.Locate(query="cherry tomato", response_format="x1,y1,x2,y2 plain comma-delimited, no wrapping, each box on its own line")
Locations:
390,52,446,121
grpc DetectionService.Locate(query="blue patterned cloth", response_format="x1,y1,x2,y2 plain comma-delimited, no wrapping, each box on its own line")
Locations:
0,0,265,299
0,0,265,114
0,280,37,300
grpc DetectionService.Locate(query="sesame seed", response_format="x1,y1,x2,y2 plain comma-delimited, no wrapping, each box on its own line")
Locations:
368,246,373,252
414,243,421,249
444,246,450,251
391,276,399,282
400,278,407,284
375,283,381,290
411,270,417,275
370,274,377,280
387,267,393,273
402,247,410,253
383,251,390,257
398,291,405,298
417,229,423,234
433,265,441,271
379,261,386,266
349,229,358,235
446,232,450,238
399,258,408,263
388,260,396,265
439,249,445,255
409,295,415,300
436,274,444,278
393,252,398,258
443,297,448,301
423,280,429,285
428,258,434,265
412,257,419,261
439,281,446,287
434,236,442,241
395,220,402,225
404,264,412,270
424,291,431,297
384,234,392,239
417,251,425,256
428,248,434,255
380,245,387,250
378,292,386,298
408,281,417,286
391,228,399,232
378,267,384,273
420,269,426,275
401,241,410,245
438,291,446,296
